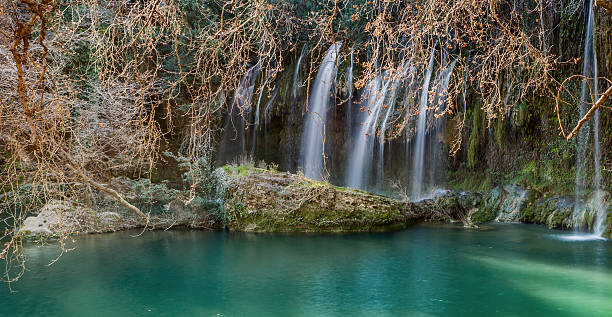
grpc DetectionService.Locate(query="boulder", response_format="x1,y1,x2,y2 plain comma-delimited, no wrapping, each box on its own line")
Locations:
220,166,468,232
521,195,576,229
18,200,124,238
472,185,530,223
520,192,610,231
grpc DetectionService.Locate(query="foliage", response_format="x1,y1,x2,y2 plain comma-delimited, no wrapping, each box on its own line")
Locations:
467,104,484,168
163,151,225,200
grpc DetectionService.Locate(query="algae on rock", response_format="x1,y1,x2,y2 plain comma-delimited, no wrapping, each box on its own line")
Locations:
220,166,470,232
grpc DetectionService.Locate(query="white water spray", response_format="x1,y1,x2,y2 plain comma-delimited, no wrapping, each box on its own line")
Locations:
300,42,342,180
574,0,605,236
411,46,437,199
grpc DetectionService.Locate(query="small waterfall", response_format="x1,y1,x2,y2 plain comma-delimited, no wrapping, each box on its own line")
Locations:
345,50,354,144
403,67,418,181
429,58,457,187
377,92,395,191
345,64,409,190
263,81,280,129
252,68,276,156
345,75,382,189
300,42,342,180
411,46,437,199
218,63,261,163
574,0,604,235
292,47,306,103
377,66,409,190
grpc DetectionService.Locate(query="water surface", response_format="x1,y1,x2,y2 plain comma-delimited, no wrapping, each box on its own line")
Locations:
1,224,610,316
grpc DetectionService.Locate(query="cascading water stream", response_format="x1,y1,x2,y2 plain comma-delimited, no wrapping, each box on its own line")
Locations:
376,91,396,191
218,63,261,163
252,68,276,156
345,50,354,144
345,63,410,191
263,81,280,129
403,67,418,180
428,58,457,187
411,46,437,199
300,42,342,180
292,47,306,102
573,0,604,235
376,64,411,191
345,75,382,189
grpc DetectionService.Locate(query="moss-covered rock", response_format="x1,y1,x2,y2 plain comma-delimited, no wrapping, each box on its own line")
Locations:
605,212,612,239
433,190,483,222
471,185,530,223
464,183,609,233
521,195,576,230
472,187,505,222
220,166,469,232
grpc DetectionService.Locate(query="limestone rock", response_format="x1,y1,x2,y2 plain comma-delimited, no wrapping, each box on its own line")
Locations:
220,166,467,232
18,200,119,238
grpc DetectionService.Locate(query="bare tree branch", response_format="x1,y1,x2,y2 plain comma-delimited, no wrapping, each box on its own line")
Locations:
567,85,612,140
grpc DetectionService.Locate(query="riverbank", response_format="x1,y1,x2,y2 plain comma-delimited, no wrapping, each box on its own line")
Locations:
15,165,612,239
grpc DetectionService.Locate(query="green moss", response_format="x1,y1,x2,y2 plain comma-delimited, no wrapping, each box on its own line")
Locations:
494,116,504,150
520,206,535,223
225,196,247,227
231,200,409,232
223,168,412,232
467,104,484,169
222,164,263,178
605,213,612,239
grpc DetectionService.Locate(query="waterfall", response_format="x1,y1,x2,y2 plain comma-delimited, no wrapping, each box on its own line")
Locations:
345,50,354,144
345,63,409,191
377,88,396,191
252,68,275,156
573,0,604,235
403,66,418,183
300,42,342,180
218,63,261,163
376,66,409,191
263,81,280,129
411,46,437,199
345,75,382,189
429,58,457,187
292,47,306,102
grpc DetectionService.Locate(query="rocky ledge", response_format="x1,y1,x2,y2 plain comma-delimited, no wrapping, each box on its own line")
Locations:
466,184,612,238
221,166,470,232
15,166,612,238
